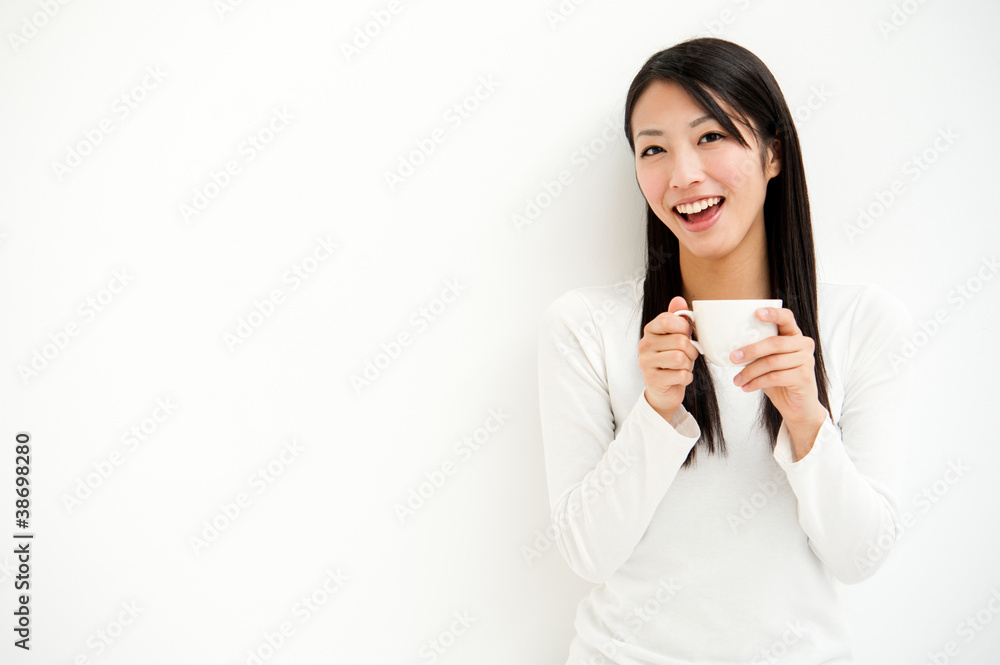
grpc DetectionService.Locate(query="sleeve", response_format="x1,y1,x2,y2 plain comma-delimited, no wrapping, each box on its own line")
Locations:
771,283,914,584
537,289,701,584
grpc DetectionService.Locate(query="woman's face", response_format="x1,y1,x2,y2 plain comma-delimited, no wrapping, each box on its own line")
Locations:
631,79,780,262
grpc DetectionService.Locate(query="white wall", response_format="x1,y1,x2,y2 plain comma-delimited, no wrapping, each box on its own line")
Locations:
1,0,997,663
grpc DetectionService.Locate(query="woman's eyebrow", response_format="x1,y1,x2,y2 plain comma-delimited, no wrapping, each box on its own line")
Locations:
635,115,715,140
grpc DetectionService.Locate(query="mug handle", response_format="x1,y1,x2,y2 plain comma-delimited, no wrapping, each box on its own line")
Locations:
673,310,704,356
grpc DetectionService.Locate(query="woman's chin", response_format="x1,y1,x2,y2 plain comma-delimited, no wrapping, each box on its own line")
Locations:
678,237,734,262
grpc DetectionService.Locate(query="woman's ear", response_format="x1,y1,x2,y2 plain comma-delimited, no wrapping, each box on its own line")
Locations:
766,134,782,180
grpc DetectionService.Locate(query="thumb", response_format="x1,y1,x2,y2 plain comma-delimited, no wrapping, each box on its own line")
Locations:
667,295,688,313
667,296,693,337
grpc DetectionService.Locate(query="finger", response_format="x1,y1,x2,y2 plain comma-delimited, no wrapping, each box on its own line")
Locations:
640,328,700,359
732,332,812,365
738,366,809,393
648,367,694,389
734,347,810,386
757,306,801,337
644,309,693,336
667,295,689,314
647,346,698,369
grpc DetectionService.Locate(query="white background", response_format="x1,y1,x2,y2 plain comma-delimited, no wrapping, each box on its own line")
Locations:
1,0,998,663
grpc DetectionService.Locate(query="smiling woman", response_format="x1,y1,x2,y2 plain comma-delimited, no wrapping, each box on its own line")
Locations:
631,79,780,259
538,37,914,664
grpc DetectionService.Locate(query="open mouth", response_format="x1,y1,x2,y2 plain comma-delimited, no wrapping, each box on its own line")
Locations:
674,196,725,223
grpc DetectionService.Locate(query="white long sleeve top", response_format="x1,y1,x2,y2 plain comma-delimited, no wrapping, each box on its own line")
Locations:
537,274,914,665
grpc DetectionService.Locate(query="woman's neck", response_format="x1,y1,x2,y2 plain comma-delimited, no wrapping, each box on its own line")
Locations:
678,234,770,303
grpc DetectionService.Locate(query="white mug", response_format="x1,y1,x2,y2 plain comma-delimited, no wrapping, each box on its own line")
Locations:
674,299,781,368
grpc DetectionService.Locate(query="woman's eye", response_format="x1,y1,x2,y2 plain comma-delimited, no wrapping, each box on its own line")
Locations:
700,132,725,143
640,146,663,157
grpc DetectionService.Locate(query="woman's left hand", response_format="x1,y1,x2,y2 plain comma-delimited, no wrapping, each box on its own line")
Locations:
730,307,826,430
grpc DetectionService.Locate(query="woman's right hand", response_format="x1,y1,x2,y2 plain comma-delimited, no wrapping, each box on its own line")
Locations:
638,296,700,423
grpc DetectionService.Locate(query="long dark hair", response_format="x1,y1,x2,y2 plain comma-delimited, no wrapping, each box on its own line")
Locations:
623,37,831,468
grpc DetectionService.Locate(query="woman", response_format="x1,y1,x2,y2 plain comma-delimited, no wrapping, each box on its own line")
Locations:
537,38,913,664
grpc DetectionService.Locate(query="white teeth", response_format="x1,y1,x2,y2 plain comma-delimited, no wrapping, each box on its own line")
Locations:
674,196,722,215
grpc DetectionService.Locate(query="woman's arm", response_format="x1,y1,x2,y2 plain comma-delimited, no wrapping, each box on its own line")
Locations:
538,290,700,584
771,284,915,584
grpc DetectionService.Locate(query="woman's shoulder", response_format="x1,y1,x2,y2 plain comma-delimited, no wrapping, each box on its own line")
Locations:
540,273,643,322
816,280,914,372
538,273,644,351
817,281,911,323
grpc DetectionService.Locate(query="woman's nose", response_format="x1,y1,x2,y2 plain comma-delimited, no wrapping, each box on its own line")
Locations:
668,148,704,190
